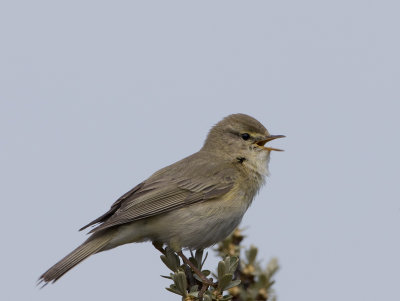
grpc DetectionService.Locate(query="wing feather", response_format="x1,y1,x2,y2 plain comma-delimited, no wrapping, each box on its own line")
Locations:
82,154,237,234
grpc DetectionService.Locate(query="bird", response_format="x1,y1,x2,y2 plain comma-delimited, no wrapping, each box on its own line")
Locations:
38,113,284,286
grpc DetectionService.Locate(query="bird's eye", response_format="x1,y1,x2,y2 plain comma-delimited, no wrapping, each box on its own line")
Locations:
241,133,251,141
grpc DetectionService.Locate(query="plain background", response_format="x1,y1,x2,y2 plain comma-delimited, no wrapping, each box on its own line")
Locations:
1,1,399,300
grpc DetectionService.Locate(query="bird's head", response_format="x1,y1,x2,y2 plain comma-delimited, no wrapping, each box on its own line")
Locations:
202,114,285,170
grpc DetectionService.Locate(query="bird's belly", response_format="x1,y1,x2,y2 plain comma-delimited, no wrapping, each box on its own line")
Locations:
146,196,250,250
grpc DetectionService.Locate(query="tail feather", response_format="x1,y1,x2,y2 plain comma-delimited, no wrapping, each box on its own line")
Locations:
38,231,115,286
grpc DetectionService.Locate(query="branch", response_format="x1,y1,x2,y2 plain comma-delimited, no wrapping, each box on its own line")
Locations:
158,228,279,301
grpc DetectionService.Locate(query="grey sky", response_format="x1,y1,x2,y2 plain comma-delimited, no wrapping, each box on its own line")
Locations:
1,1,399,300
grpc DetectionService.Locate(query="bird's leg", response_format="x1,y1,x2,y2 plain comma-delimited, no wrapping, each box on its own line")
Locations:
177,251,212,284
154,244,216,300
152,241,166,255
177,251,216,300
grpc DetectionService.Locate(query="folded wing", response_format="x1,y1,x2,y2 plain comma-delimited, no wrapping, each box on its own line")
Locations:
80,159,236,234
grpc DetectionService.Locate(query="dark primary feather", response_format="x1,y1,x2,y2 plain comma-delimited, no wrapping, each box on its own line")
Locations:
81,152,237,234
79,182,145,231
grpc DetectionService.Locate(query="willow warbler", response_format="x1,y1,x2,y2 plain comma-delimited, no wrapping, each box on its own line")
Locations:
39,113,284,284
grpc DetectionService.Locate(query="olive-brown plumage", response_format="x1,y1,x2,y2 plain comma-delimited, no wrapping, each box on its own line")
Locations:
39,113,284,285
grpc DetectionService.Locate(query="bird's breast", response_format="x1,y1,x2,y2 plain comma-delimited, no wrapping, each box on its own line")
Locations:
143,186,254,250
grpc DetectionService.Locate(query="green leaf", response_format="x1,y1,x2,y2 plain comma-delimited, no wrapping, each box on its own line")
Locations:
189,285,199,293
188,291,199,298
160,248,181,272
192,269,210,282
160,255,171,271
223,279,241,290
194,249,204,269
218,261,227,279
224,256,231,270
173,270,188,295
165,286,183,296
246,245,258,264
218,273,233,291
266,257,279,276
228,256,239,273
202,270,211,277
201,251,208,269
193,274,202,282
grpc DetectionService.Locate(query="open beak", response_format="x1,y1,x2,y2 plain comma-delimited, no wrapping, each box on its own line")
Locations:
255,135,286,151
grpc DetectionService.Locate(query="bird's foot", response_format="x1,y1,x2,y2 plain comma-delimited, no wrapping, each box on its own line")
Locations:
153,244,217,300
177,251,217,300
